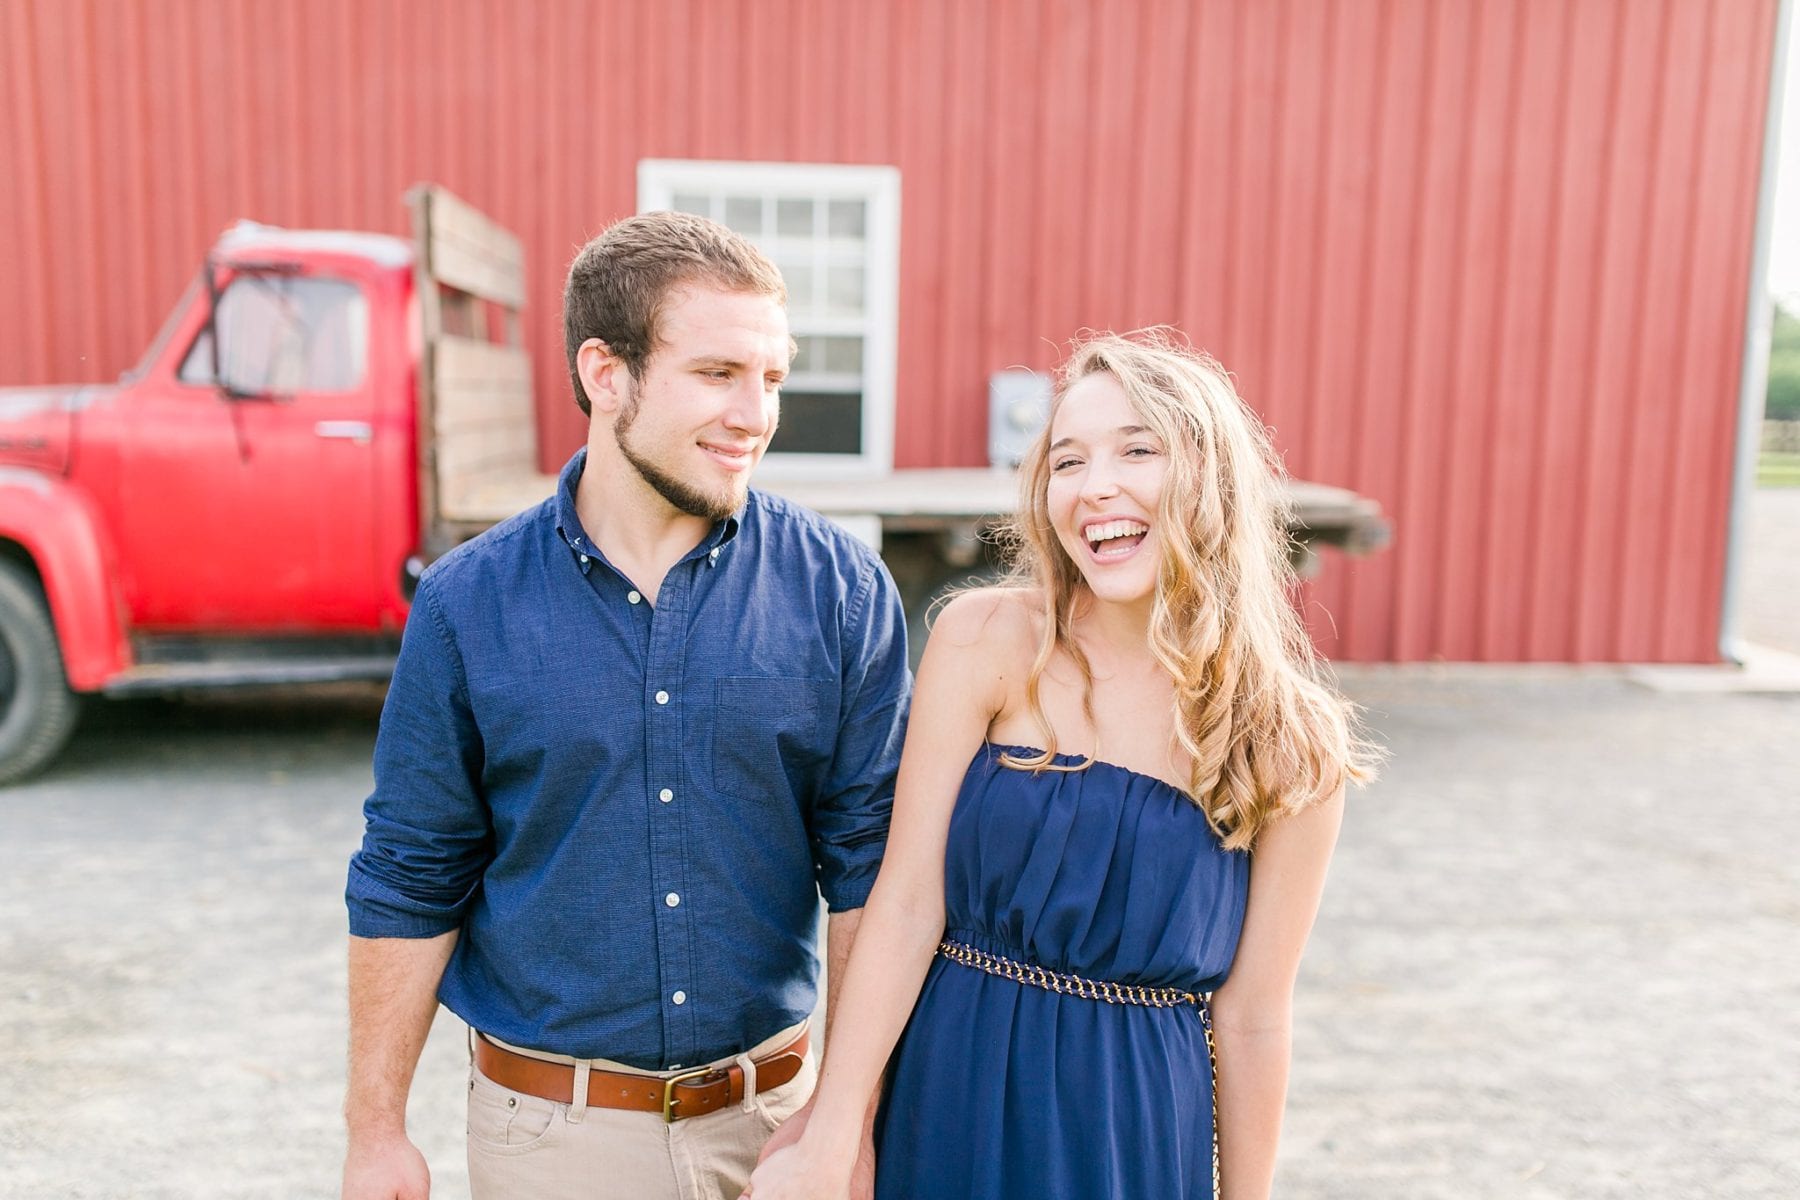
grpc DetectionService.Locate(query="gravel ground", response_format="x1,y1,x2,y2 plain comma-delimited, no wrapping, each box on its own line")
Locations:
0,492,1795,1199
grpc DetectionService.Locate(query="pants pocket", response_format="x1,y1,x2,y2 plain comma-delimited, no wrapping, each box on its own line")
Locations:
467,1065,566,1155
751,1053,818,1133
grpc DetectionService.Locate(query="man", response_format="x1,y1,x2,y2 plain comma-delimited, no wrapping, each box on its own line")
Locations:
342,211,908,1200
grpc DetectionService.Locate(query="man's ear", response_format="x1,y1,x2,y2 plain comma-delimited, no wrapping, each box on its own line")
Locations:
577,338,628,416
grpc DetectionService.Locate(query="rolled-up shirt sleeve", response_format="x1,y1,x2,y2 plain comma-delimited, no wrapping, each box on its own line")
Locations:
808,555,911,912
345,576,493,938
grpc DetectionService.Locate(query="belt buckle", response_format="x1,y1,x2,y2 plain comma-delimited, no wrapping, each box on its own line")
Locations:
660,1065,721,1123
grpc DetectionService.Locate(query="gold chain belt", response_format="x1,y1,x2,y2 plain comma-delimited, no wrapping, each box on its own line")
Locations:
936,939,1206,1010
937,937,1222,1196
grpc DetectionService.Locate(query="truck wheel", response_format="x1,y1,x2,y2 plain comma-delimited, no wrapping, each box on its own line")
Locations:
0,560,80,785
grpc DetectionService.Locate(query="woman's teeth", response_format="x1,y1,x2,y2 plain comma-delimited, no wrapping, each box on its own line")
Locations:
1086,520,1148,555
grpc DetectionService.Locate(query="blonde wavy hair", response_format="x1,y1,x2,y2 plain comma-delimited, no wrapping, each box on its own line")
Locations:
997,329,1377,850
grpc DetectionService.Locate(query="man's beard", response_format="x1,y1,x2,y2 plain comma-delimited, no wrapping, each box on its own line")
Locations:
615,401,744,522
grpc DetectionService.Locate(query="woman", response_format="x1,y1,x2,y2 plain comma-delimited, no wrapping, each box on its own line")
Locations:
747,331,1376,1200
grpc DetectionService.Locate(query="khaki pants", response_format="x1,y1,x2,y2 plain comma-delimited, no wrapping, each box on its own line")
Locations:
466,1023,815,1200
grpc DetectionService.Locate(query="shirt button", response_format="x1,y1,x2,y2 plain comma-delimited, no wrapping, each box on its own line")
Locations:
709,547,720,560
672,990,687,1006
578,554,590,565
627,590,641,604
655,690,670,705
658,788,673,803
665,892,680,908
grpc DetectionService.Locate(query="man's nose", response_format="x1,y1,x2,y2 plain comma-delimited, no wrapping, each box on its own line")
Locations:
721,378,775,435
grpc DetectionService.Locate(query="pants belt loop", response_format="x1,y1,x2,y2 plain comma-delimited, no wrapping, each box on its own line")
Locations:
566,1059,590,1124
734,1052,758,1114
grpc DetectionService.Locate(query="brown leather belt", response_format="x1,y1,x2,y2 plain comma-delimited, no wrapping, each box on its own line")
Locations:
473,1027,810,1123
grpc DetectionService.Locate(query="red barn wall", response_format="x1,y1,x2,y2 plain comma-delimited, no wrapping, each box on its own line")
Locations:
0,0,1780,661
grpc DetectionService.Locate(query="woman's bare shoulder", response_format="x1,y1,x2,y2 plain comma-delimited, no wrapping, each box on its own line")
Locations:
927,585,1043,657
915,587,1048,735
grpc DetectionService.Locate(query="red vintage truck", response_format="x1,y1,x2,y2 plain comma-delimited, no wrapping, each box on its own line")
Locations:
0,186,1385,784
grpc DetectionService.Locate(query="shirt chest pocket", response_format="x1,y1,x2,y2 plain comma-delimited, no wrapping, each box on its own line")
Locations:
708,676,834,800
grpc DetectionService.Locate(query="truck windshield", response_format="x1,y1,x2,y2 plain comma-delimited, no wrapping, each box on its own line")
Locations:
122,277,203,384
180,274,369,395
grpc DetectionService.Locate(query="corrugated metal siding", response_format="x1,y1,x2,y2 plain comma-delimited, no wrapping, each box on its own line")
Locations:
0,0,1779,661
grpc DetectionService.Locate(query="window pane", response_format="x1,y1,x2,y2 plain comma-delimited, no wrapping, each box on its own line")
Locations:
671,192,711,217
790,336,816,374
297,281,367,391
776,198,813,237
820,335,863,374
777,257,815,311
769,391,863,455
825,265,864,316
724,195,763,234
827,199,865,239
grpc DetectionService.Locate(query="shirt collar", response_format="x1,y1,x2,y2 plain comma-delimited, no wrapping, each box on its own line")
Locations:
553,448,743,573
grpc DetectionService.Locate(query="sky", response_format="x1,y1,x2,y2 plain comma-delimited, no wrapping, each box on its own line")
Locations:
1768,17,1800,307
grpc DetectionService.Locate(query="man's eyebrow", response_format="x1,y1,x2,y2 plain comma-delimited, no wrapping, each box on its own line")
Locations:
685,353,789,374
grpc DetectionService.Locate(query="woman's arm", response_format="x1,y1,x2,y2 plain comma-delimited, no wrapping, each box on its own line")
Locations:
746,591,1020,1200
1210,788,1345,1200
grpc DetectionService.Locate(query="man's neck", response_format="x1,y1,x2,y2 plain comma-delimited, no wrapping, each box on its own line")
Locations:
575,437,714,605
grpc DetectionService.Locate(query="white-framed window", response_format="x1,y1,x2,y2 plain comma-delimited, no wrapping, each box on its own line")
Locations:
639,159,900,477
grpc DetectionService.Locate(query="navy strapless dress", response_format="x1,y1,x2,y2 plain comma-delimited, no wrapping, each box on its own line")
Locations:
873,744,1250,1199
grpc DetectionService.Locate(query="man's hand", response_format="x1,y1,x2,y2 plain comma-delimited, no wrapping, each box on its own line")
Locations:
342,1130,430,1200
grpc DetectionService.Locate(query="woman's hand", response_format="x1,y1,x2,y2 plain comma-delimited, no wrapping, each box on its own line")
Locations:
742,1134,855,1200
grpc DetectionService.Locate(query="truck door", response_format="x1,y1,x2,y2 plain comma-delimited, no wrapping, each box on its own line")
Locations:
117,272,381,631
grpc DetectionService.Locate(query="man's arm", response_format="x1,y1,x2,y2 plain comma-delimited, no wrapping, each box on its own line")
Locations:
342,577,491,1200
341,932,458,1200
821,909,861,1047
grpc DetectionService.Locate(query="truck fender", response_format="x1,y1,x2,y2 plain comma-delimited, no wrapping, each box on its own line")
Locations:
0,467,131,691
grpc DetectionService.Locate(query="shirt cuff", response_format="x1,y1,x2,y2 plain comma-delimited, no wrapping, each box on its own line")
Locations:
814,843,885,913
345,860,474,938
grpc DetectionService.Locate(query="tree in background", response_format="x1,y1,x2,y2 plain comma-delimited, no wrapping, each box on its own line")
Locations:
1770,301,1800,421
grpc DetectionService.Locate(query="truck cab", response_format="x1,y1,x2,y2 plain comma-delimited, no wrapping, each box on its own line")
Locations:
0,187,540,782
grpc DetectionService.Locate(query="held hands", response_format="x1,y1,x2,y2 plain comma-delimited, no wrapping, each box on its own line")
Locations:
745,1097,875,1200
743,1138,857,1200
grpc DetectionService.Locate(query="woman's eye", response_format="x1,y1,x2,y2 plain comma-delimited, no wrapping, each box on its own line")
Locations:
1125,445,1159,458
1051,457,1081,472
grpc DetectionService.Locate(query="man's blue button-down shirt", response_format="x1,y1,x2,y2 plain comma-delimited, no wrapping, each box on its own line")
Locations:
346,450,910,1068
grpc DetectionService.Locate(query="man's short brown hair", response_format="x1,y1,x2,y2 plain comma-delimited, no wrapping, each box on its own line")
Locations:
562,211,786,416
